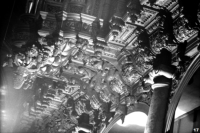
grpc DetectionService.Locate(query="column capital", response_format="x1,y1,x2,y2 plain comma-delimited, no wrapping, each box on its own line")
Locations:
152,76,172,90
145,64,175,85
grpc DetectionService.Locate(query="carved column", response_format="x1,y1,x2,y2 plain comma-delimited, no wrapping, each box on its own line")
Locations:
144,49,175,133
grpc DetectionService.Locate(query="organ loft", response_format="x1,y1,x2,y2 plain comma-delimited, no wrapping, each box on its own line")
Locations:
1,0,200,133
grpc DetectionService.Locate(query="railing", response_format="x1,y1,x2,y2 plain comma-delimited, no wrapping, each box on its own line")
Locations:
165,52,200,132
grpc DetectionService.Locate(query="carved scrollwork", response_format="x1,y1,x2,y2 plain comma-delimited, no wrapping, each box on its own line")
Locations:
173,17,198,42
109,78,127,95
150,30,167,53
118,50,142,85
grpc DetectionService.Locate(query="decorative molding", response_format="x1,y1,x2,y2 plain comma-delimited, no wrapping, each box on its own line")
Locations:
165,53,200,132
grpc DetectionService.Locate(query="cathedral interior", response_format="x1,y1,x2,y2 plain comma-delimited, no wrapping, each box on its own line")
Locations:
0,0,200,133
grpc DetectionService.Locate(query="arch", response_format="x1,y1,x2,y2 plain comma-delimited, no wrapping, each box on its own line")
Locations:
165,53,200,132
102,52,200,133
102,102,149,133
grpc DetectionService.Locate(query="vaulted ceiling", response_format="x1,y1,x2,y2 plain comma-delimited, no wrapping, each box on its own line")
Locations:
0,0,200,133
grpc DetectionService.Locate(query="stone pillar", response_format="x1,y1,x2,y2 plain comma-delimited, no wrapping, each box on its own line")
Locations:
144,48,175,133
144,76,172,133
